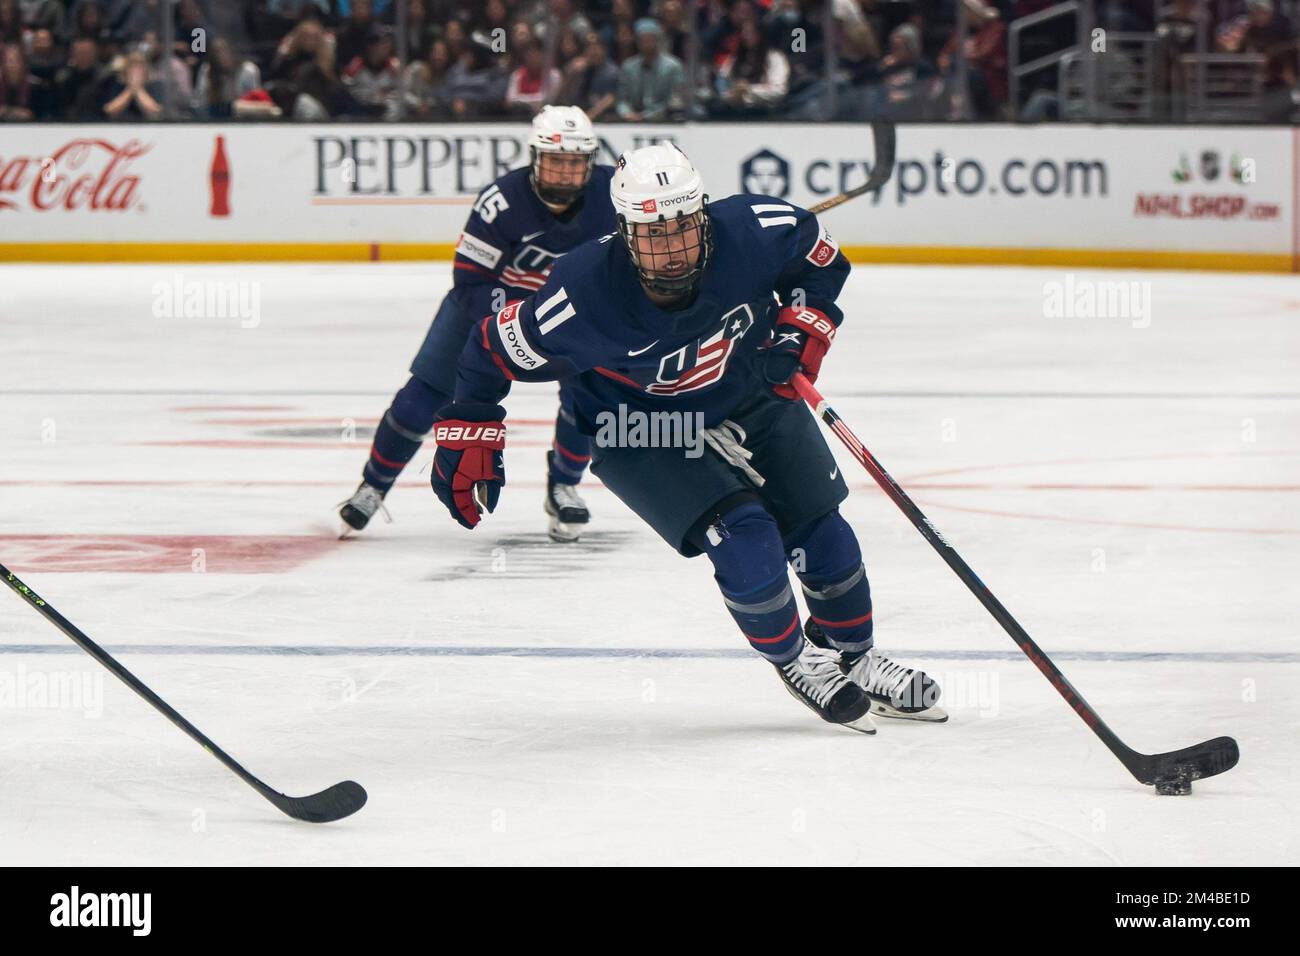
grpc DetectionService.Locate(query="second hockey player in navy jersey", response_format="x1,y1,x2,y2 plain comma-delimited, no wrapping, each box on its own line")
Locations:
339,106,616,542
431,144,945,731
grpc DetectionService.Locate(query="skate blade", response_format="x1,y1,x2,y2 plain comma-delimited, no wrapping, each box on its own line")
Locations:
869,701,949,722
841,712,878,735
338,522,358,540
547,520,583,543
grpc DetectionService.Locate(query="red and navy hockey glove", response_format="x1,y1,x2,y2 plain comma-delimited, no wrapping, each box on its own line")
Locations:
431,404,507,529
761,305,838,400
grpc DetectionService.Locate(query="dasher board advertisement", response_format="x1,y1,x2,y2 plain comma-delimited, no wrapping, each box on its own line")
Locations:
0,124,1293,271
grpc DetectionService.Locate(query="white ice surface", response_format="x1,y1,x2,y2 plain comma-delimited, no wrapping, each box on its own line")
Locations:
0,262,1297,865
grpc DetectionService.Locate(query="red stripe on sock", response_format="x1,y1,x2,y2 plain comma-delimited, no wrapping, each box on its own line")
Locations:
745,616,800,645
811,611,873,629
370,448,406,471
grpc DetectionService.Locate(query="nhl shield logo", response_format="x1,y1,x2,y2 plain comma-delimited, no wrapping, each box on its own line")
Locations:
1200,150,1221,182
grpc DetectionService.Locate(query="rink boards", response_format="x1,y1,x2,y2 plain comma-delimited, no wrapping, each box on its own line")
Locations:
0,123,1295,272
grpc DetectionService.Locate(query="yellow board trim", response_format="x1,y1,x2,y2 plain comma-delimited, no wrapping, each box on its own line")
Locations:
0,242,1290,272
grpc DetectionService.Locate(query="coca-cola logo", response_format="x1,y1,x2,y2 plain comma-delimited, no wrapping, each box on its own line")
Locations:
0,138,149,213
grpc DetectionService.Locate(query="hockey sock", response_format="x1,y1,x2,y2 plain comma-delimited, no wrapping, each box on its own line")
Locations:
702,501,803,664
787,509,873,659
548,403,591,485
362,377,446,492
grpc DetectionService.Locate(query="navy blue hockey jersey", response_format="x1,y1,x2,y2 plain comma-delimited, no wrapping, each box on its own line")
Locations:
450,164,617,323
454,194,851,430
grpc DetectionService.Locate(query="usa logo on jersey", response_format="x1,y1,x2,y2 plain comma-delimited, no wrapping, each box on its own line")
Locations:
644,305,755,396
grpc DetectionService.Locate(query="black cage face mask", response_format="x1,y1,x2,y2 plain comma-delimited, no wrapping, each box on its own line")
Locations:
617,208,713,303
530,148,595,207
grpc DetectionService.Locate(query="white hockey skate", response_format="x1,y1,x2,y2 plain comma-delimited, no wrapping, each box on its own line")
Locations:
805,621,947,722
338,481,390,538
543,464,590,542
775,640,877,735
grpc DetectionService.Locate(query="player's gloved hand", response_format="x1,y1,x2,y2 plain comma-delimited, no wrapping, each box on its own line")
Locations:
431,403,507,529
761,305,837,400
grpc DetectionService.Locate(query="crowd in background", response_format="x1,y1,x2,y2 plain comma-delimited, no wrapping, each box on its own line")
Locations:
0,0,1296,123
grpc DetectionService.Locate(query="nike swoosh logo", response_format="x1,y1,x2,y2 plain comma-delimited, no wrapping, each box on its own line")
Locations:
521,230,545,242
627,340,660,356
829,468,839,480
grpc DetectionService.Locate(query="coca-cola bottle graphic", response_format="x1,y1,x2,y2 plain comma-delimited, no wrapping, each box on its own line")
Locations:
209,135,230,217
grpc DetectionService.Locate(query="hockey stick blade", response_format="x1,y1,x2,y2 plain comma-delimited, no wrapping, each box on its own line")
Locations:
1128,736,1240,786
262,780,369,823
808,121,896,215
2,562,368,823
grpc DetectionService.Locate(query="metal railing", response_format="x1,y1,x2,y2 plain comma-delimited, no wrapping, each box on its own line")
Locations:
1009,1,1080,120
1179,54,1267,122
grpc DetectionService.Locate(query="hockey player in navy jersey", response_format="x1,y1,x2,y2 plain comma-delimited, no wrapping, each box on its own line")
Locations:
339,106,616,542
431,144,944,731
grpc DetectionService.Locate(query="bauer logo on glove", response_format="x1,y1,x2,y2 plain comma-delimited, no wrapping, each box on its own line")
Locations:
430,404,507,529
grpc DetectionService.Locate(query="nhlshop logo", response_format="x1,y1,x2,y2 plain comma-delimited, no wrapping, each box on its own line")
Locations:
50,886,152,936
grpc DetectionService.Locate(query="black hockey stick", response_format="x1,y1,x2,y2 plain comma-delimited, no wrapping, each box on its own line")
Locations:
808,121,897,215
791,373,1240,791
1,562,367,822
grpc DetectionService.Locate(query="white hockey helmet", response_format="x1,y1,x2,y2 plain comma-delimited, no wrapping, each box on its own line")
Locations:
529,105,599,207
610,143,713,302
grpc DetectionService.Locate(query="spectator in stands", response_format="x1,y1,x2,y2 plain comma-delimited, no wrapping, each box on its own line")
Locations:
712,17,789,116
404,0,438,61
100,50,164,120
171,0,208,79
938,0,1007,119
655,0,691,63
0,42,42,119
268,14,353,119
874,22,939,120
335,0,377,69
140,30,192,109
106,0,168,48
51,35,104,120
611,18,638,65
338,0,391,17
403,36,453,118
192,37,262,119
444,17,471,64
443,38,509,119
538,0,594,46
66,1,112,60
1234,1,1297,84
20,0,64,36
1158,0,1204,55
342,27,401,119
704,0,755,71
472,0,511,43
27,27,63,89
1232,0,1297,119
505,38,561,115
766,0,827,99
508,20,536,70
600,0,638,59
616,17,686,121
0,1,22,45
556,28,619,118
